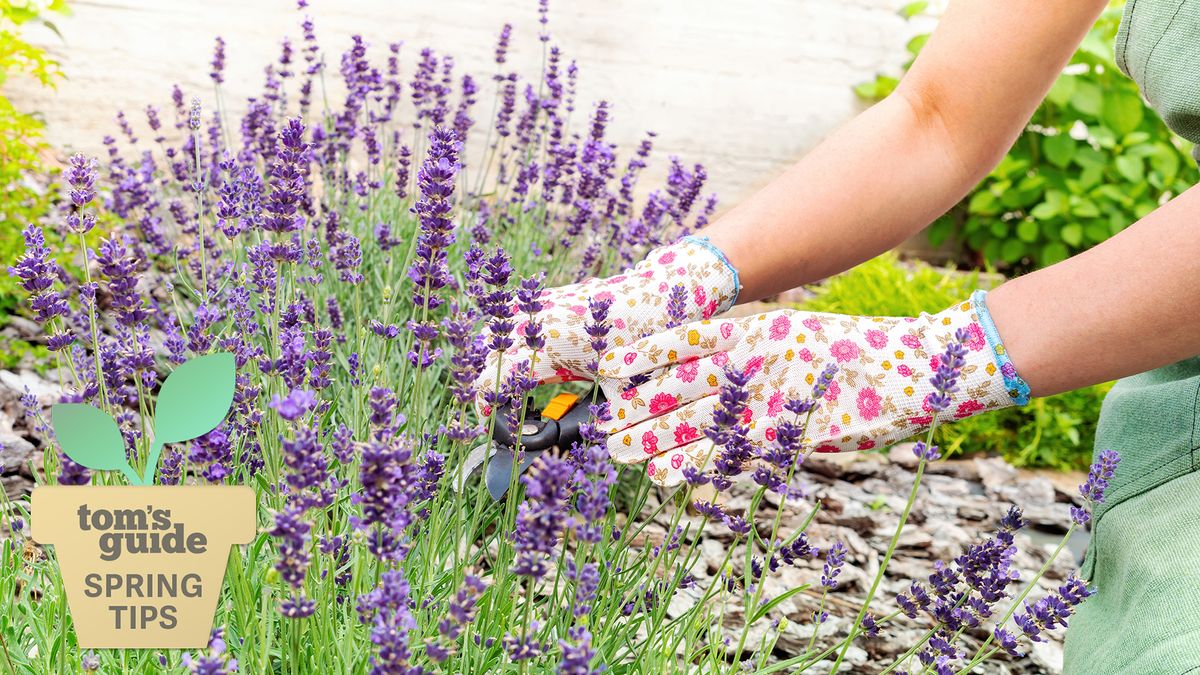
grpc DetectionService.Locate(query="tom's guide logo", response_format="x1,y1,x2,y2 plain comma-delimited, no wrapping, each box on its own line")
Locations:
30,352,255,648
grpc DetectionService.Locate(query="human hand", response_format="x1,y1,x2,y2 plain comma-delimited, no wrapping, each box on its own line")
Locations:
473,236,740,416
596,292,1029,486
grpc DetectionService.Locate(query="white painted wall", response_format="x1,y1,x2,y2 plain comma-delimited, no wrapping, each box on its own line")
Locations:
9,0,916,207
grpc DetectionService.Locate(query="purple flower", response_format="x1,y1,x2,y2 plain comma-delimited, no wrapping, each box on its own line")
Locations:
444,309,488,407
394,145,411,199
65,152,98,211
683,466,709,487
666,283,688,328
269,389,317,421
724,514,751,536
1080,449,1113,502
281,425,330,507
210,37,227,84
512,455,579,579
8,225,70,324
572,404,615,543
495,23,513,66
821,541,847,589
993,627,1023,658
926,329,969,413
269,505,312,616
1073,449,1120,525
353,439,413,561
408,126,460,312
565,560,601,618
183,627,238,674
812,363,837,399
912,441,942,462
263,118,310,233
538,0,550,42
1011,574,1093,648
860,613,880,638
558,626,598,674
897,581,932,619
57,451,91,486
358,569,417,674
516,274,546,351
582,296,613,373
504,623,547,662
707,367,754,480
692,500,724,520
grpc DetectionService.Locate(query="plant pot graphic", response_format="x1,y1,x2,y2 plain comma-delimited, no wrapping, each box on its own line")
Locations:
32,485,255,648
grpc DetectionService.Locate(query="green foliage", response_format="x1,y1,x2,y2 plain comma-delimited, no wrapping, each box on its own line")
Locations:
801,250,985,315
859,2,1198,271
0,0,68,362
800,253,1103,470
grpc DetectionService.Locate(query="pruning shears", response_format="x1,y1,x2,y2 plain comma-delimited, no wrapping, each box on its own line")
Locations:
459,387,605,500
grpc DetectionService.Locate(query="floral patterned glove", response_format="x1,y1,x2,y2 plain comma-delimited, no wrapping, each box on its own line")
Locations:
597,290,1030,486
474,236,740,413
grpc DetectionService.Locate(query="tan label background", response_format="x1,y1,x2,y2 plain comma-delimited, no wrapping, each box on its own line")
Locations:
31,486,256,648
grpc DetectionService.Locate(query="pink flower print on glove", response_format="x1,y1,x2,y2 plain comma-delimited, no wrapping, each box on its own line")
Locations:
596,297,1021,487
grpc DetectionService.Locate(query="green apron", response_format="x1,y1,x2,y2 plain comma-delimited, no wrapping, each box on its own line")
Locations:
1062,3,1200,672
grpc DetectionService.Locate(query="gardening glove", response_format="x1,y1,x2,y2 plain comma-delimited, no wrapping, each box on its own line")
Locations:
596,290,1030,486
473,235,740,416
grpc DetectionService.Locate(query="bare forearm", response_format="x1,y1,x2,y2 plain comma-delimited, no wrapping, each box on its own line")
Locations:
703,93,980,300
702,0,1106,302
989,185,1200,396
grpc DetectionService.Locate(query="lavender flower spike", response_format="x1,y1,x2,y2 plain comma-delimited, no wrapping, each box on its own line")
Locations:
1071,449,1121,525
926,327,971,412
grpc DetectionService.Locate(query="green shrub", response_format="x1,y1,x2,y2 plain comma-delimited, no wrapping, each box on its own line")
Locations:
858,2,1198,271
0,0,68,365
800,252,1104,470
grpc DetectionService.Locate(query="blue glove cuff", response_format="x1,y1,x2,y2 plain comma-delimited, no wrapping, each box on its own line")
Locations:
970,289,1031,406
682,235,741,307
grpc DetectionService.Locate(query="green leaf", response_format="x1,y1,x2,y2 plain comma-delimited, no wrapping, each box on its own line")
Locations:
1045,75,1076,108
1043,134,1075,168
968,190,1001,216
1102,90,1145,136
154,351,236,445
927,216,953,247
1114,155,1144,183
1000,238,1026,263
899,1,928,18
1030,202,1058,220
1149,143,1181,180
1041,241,1070,266
906,34,929,57
1016,219,1039,243
50,404,135,478
1071,198,1100,218
1084,221,1110,243
1123,131,1151,146
1077,166,1104,190
1095,184,1133,207
1072,146,1107,169
1091,125,1118,149
854,76,898,101
1070,81,1103,116
1061,223,1084,247
750,584,812,623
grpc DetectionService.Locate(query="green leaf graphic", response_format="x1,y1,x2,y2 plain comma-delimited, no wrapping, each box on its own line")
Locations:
50,403,139,483
154,351,236,444
142,352,236,485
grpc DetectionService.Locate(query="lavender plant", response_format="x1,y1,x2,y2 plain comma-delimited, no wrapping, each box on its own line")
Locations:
1,3,1109,673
